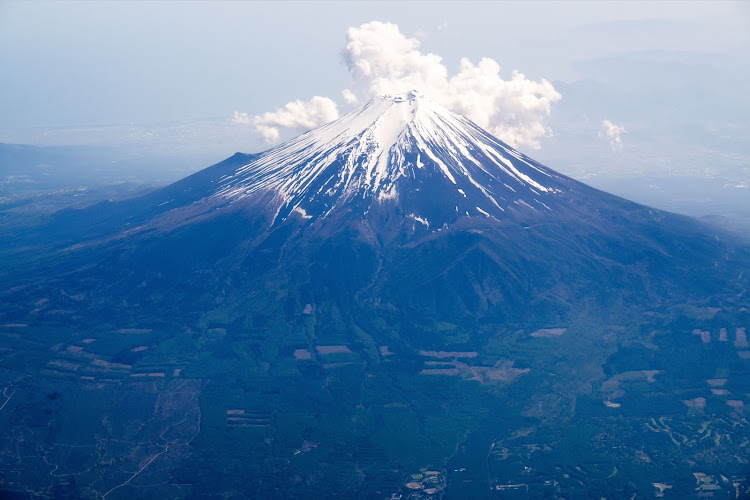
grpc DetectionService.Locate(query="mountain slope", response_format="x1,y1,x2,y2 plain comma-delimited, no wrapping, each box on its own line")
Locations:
4,90,747,323
1,91,749,499
3,92,746,321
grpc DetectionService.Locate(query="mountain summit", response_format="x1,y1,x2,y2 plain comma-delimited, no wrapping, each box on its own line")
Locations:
211,91,564,226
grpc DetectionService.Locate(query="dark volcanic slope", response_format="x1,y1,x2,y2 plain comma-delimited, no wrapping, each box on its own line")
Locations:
2,91,747,325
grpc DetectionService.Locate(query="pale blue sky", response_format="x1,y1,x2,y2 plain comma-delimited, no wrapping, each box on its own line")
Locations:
1,1,747,128
0,1,749,216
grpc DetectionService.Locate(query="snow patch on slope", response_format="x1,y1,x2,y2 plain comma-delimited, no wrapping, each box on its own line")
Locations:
409,213,430,228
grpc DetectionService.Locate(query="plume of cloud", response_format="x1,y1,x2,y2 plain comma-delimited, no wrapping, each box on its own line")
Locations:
234,96,339,143
343,21,561,149
599,119,625,150
235,21,560,150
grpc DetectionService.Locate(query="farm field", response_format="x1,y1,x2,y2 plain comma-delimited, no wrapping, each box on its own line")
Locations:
0,296,748,498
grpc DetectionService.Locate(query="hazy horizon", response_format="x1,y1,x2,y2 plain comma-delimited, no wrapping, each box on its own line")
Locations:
1,1,748,217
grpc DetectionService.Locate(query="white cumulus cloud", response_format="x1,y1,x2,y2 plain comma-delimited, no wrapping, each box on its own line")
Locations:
231,111,251,125
599,119,625,150
341,88,358,104
343,21,561,149
235,21,561,150
235,96,340,143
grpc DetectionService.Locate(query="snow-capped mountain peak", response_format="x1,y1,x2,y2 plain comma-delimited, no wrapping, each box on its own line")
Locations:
212,91,568,224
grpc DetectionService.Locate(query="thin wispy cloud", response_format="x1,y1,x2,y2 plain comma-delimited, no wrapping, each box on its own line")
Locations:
599,119,625,150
